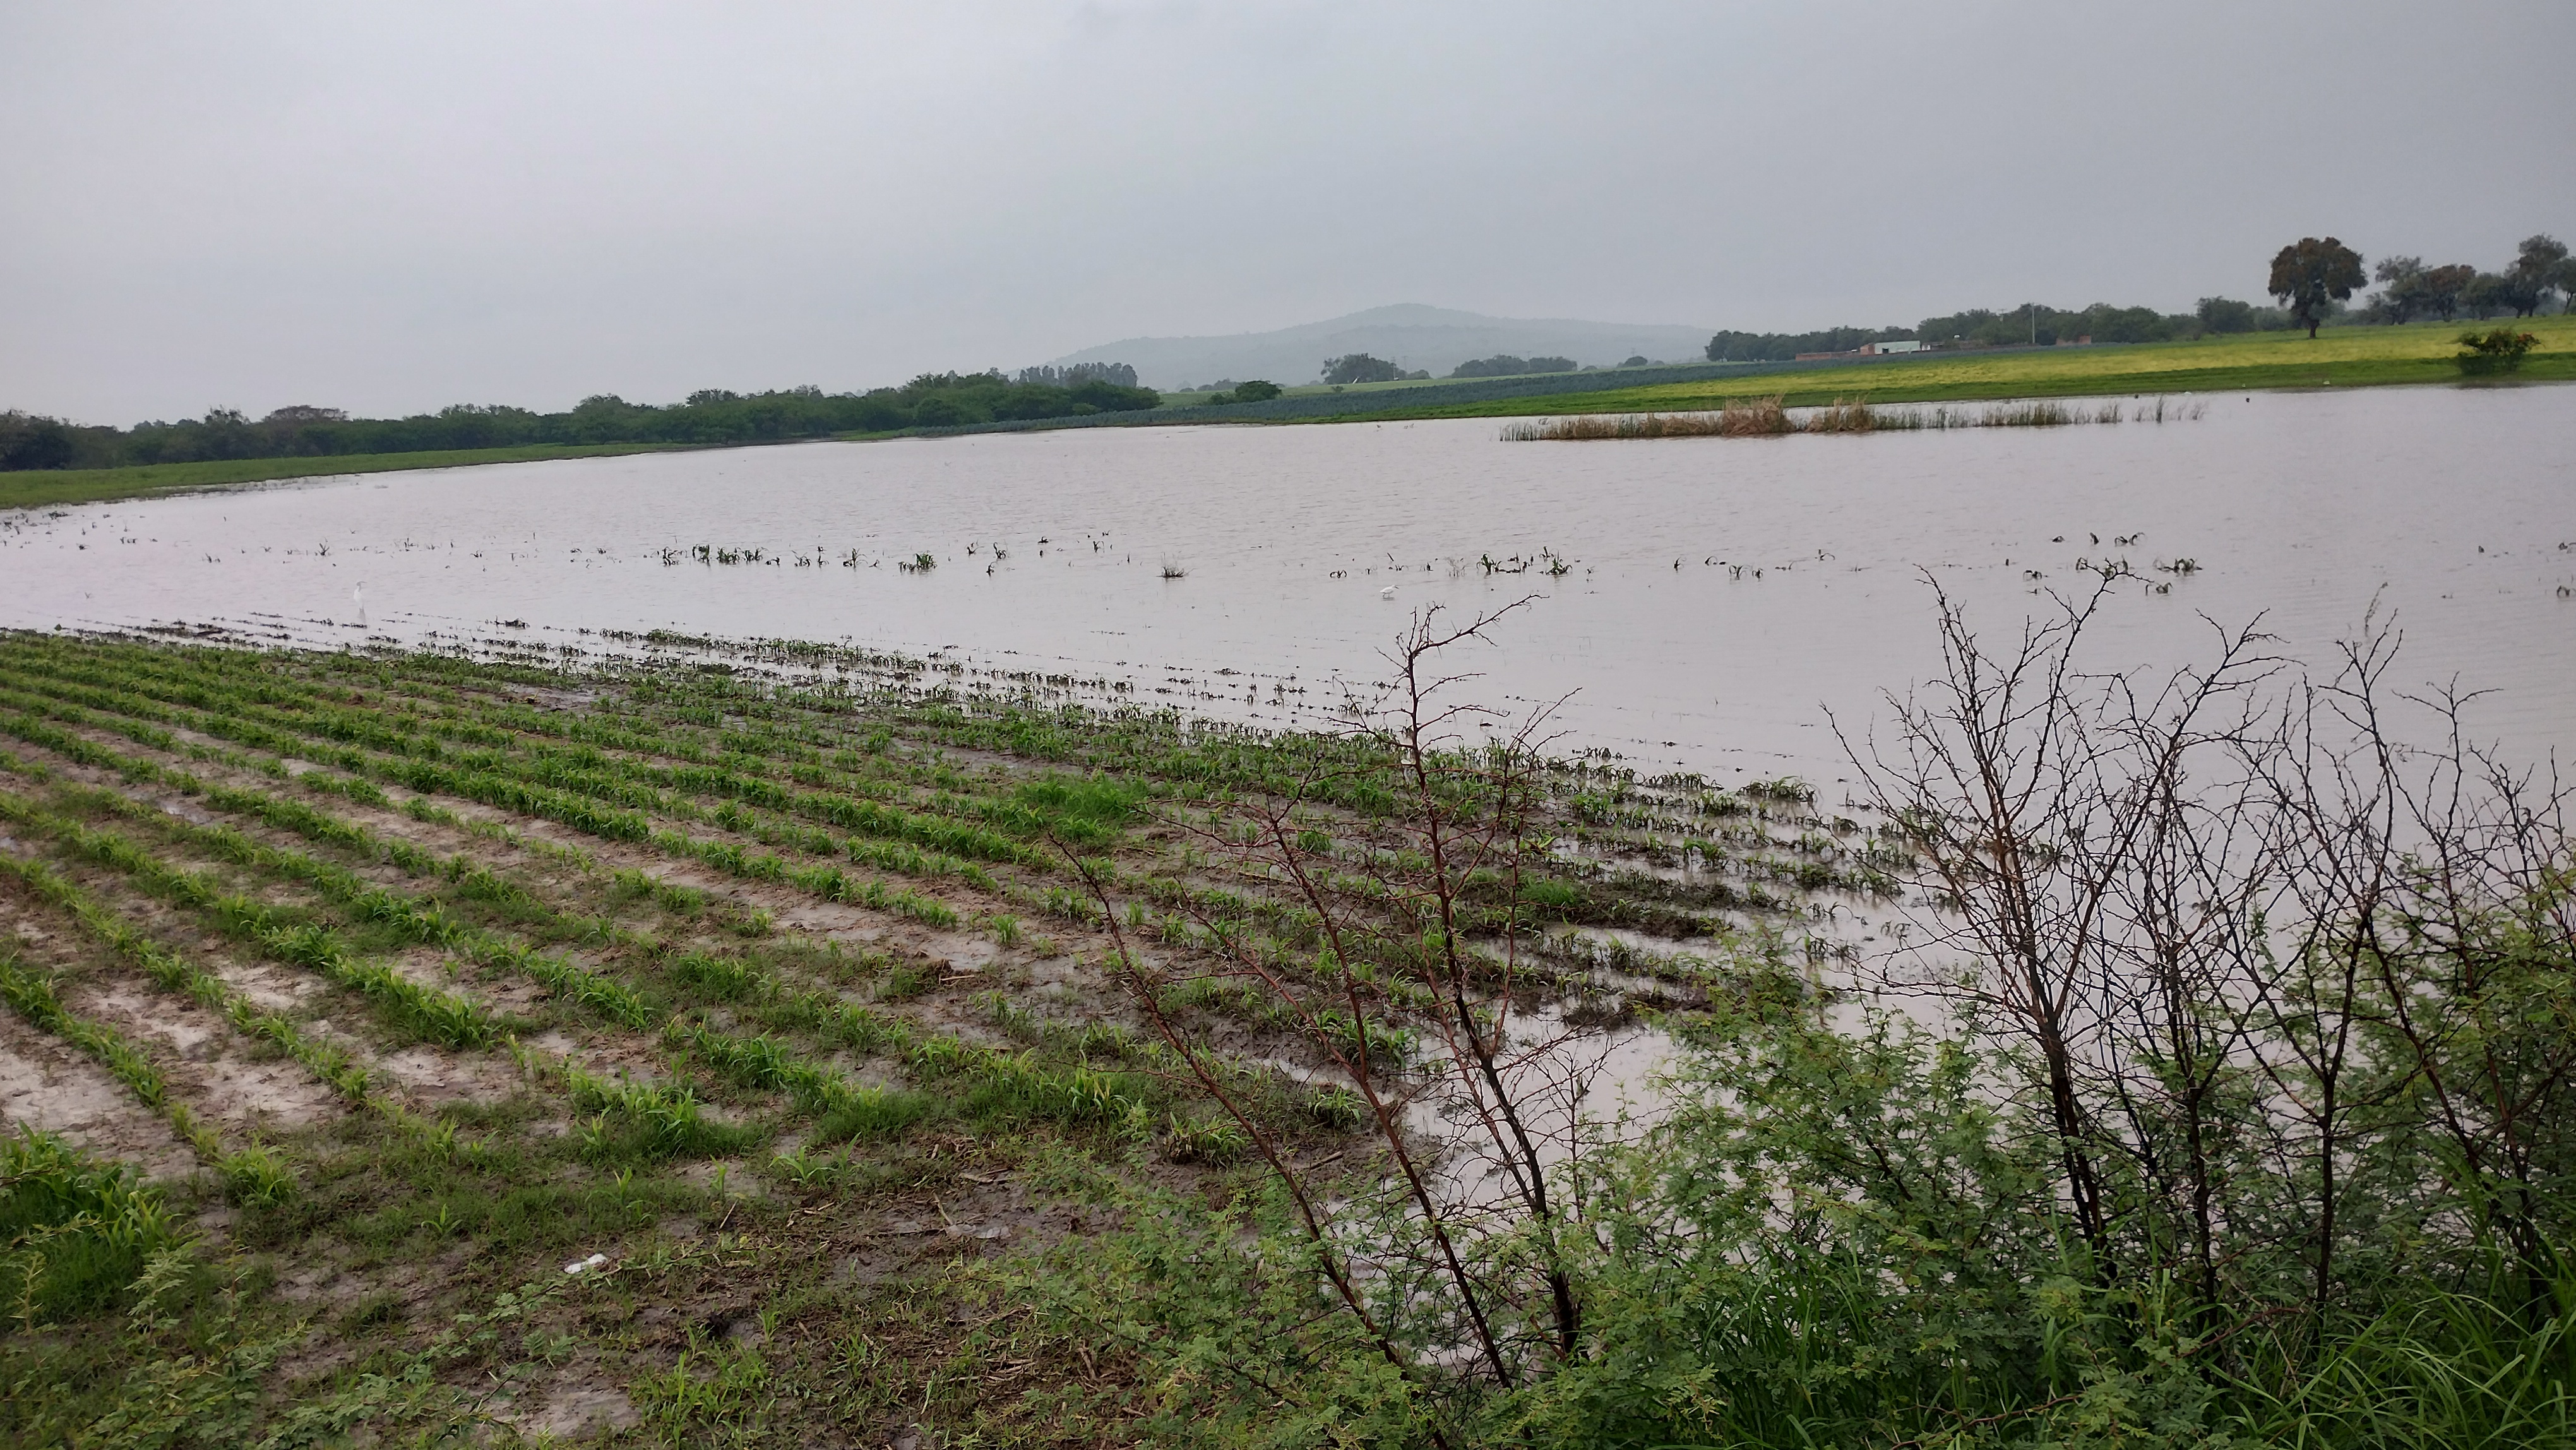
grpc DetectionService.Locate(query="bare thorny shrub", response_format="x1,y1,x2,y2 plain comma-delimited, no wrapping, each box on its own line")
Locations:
1035,577,2567,1439
1843,575,2576,1365
1055,602,1621,1423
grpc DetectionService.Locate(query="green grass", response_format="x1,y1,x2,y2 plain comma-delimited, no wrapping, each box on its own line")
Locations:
0,441,699,511
1397,315,2576,419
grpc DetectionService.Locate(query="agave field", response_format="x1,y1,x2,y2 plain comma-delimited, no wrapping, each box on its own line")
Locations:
0,625,1875,1446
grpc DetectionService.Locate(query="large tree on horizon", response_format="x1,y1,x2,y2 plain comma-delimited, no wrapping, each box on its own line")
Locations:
2507,233,2569,317
2269,236,2366,339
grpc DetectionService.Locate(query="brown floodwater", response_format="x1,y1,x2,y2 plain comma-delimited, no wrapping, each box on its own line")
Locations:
7,384,2572,787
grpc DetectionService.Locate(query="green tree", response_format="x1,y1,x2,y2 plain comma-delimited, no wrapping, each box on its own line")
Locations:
2268,236,2366,338
2421,262,2476,320
1320,354,1402,385
2370,255,2426,323
2195,296,2260,333
2508,233,2568,317
1229,380,1282,402
0,411,77,470
910,395,969,427
1064,378,1159,412
2463,272,2515,319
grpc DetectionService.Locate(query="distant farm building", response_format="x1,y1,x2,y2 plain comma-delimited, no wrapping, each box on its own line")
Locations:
1793,339,1929,361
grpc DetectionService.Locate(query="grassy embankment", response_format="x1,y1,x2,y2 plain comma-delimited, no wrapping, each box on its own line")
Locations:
0,441,697,512
1398,314,2576,420
0,629,1835,1446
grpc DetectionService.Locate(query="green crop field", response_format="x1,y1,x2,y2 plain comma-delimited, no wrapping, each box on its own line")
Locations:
1400,315,2576,419
0,442,695,513
0,627,1857,1446
4,624,2571,1446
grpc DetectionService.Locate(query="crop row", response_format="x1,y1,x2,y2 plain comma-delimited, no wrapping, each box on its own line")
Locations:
5,637,1732,945
0,693,1013,935
0,830,468,1182
0,647,1050,871
0,734,1270,1153
4,634,1770,1010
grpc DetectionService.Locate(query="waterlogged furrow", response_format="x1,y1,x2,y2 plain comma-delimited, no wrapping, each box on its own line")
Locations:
1,765,794,1171
0,678,1022,922
2,639,1702,951
275,662,967,825
0,948,323,1207
11,635,1693,1005
0,844,370,1103
0,646,1050,872
0,849,495,1187
1,730,1198,1142
2,762,914,1164
2,743,663,1034
1,686,1118,980
0,953,211,1155
10,633,1351,867
0,787,504,1050
4,661,1606,1022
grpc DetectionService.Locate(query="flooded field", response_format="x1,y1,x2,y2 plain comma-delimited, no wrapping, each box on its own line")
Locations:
7,385,2573,784
7,387,2572,1445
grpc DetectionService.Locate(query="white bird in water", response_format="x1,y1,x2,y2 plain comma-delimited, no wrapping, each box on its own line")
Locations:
354,582,366,628
1379,585,1397,600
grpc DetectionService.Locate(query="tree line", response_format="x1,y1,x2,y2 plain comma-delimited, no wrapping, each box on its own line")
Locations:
2363,235,2570,323
0,367,1158,473
2266,233,2572,337
1320,354,1432,385
1705,231,2571,362
1448,354,1577,378
1711,301,2289,362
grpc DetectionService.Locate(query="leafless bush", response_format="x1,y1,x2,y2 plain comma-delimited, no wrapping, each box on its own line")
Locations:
1061,601,1616,1408
1803,397,1878,433
1842,575,2576,1348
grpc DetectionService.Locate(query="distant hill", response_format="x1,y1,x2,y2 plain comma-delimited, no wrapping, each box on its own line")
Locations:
1046,303,1712,391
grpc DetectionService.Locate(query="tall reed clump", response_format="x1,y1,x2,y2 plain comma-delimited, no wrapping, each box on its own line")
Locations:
1979,398,2076,426
1801,398,1876,433
1507,393,2217,441
1502,414,1727,441
1716,393,1792,435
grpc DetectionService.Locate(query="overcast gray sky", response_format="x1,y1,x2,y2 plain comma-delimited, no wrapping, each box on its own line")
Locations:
6,1,2571,423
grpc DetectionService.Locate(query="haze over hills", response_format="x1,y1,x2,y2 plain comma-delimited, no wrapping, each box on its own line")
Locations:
1047,304,1714,390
